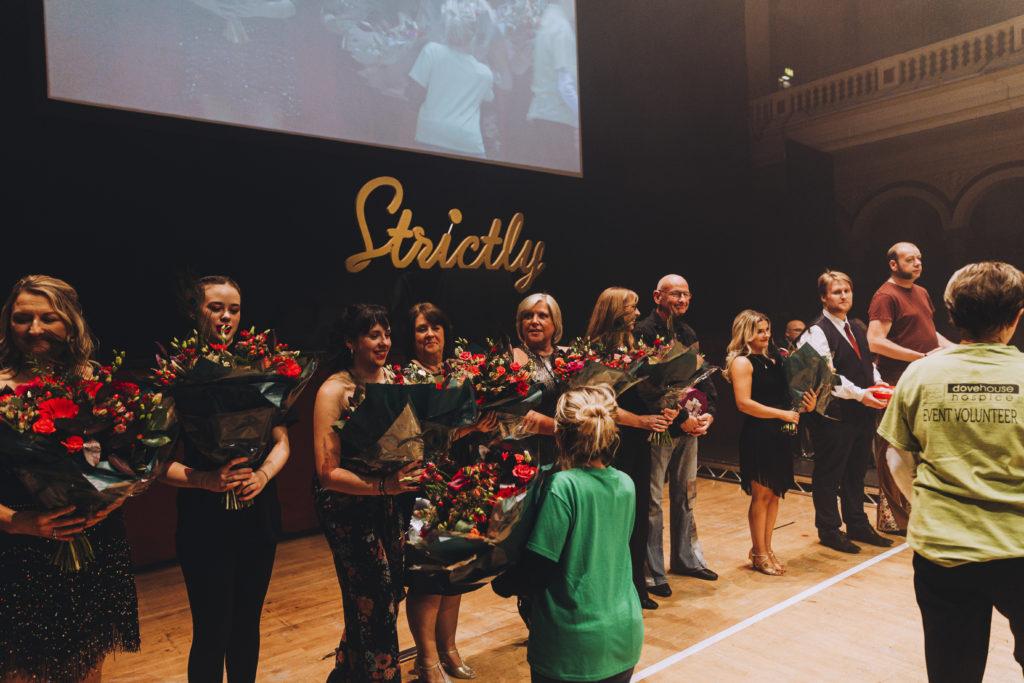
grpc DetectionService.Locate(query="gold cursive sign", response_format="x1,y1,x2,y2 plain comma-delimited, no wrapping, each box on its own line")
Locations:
345,176,546,292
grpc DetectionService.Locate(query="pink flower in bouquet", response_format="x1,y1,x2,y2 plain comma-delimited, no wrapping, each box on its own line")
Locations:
61,435,84,452
32,417,56,434
448,473,473,492
38,397,79,420
459,351,473,361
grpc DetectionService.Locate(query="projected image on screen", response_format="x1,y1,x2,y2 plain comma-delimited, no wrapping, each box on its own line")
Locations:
43,0,581,175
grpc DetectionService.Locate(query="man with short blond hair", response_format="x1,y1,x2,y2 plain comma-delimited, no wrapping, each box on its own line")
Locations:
799,270,893,553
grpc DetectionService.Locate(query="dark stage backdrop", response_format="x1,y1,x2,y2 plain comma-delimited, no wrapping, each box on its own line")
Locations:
4,1,974,568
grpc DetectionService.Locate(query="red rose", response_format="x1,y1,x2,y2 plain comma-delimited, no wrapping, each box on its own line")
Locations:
62,436,84,452
38,397,79,420
509,362,521,372
459,351,473,361
32,417,56,434
654,338,663,346
435,382,444,390
495,366,506,376
82,381,103,398
513,464,537,483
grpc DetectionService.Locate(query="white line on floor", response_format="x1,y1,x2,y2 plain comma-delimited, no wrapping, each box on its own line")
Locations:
631,542,910,681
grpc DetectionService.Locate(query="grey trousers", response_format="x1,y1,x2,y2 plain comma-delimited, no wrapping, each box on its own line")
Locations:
646,434,706,585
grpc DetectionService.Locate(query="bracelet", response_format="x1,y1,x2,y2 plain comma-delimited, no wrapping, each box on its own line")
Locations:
257,470,270,485
378,476,388,496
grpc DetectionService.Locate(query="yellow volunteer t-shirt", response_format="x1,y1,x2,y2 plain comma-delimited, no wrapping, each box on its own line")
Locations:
877,344,1024,567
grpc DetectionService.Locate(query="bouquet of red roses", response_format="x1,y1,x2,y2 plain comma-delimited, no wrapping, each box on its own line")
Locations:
562,337,650,397
153,328,316,509
446,338,541,439
406,444,540,585
0,353,174,570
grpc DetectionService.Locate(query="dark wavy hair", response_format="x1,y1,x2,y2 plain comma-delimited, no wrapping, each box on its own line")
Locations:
328,303,391,371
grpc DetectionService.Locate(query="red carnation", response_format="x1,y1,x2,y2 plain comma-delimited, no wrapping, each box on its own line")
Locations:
62,436,84,452
32,417,56,434
38,398,79,420
113,382,140,396
275,358,301,378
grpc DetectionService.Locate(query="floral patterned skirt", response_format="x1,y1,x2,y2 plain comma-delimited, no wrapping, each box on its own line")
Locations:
313,480,410,682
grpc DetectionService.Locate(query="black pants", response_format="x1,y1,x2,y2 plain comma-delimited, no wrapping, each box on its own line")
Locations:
531,667,634,683
807,417,872,533
913,553,1024,682
177,500,278,683
614,428,652,602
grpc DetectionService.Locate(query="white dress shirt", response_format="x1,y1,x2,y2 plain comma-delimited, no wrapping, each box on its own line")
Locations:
796,309,882,402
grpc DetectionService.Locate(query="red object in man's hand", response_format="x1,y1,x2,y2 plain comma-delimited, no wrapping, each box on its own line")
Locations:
868,385,893,407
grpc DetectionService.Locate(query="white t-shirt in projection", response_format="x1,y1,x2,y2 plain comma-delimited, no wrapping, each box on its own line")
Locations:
409,42,494,155
527,4,578,128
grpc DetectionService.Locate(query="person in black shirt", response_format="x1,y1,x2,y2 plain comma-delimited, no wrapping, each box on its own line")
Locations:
633,274,719,593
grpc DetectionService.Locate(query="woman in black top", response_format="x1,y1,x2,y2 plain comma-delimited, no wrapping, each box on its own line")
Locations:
161,276,291,682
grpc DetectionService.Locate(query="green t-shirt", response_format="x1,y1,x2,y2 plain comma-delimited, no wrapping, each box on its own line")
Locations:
877,344,1024,566
526,466,643,680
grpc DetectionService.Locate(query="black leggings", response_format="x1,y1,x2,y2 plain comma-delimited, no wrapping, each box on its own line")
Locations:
176,499,278,683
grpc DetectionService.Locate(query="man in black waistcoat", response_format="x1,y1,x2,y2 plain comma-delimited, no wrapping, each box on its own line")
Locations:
798,271,895,553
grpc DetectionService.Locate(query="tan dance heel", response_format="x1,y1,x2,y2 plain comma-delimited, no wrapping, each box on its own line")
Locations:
750,552,784,576
441,649,477,679
413,661,452,683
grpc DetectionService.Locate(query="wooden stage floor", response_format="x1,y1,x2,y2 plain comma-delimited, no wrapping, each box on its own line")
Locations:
105,479,1017,682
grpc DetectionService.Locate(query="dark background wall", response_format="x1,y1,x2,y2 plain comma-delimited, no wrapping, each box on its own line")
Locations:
9,1,1008,567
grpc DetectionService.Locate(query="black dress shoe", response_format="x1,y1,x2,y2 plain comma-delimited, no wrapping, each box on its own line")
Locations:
671,567,718,581
819,530,860,554
847,525,895,547
639,597,659,610
648,583,672,598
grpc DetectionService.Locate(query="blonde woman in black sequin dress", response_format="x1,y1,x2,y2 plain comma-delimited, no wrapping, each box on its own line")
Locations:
0,275,139,683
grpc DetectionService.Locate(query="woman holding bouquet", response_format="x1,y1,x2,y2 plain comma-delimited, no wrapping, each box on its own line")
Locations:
313,303,424,683
403,302,493,682
161,275,292,683
510,293,567,466
724,310,815,576
585,287,674,610
0,274,139,683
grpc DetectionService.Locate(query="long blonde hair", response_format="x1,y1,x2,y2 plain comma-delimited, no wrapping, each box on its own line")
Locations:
585,287,638,352
554,385,620,470
0,275,96,377
723,309,770,382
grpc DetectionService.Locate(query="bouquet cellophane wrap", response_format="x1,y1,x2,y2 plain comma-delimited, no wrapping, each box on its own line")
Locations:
406,463,553,587
783,343,837,416
336,382,480,475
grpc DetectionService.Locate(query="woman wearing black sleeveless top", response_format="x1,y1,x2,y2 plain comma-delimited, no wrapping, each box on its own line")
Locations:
724,310,815,576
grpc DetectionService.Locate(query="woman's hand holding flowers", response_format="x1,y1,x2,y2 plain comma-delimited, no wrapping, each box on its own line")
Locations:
7,506,86,540
382,460,425,495
200,457,252,493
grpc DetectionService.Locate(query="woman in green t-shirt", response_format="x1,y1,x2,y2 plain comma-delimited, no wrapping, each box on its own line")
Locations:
514,385,644,683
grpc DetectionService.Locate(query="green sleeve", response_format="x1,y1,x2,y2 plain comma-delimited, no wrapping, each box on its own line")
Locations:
877,383,922,452
526,488,572,563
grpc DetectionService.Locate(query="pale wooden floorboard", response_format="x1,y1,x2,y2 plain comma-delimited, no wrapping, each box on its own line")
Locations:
104,479,1017,681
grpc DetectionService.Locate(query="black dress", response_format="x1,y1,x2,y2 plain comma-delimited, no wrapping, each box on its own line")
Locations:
0,476,140,683
738,353,796,498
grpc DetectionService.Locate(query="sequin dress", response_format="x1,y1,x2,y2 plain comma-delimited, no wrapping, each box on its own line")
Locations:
0,476,140,682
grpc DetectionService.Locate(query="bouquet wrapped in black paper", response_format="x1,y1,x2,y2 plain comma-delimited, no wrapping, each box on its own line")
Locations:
634,338,721,445
447,338,542,439
332,380,480,475
0,354,175,569
153,328,316,509
405,441,547,586
781,342,837,434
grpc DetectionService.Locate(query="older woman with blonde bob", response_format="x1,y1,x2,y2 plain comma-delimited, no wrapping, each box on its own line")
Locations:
724,309,815,575
584,287,674,610
0,275,139,683
511,293,567,464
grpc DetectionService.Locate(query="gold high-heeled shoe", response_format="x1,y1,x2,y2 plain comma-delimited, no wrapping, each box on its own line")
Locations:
750,550,784,576
441,649,477,679
413,661,452,683
767,550,786,574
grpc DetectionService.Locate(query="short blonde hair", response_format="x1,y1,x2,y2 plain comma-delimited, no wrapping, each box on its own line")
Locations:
554,385,620,470
0,275,96,376
817,270,852,299
515,293,563,345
